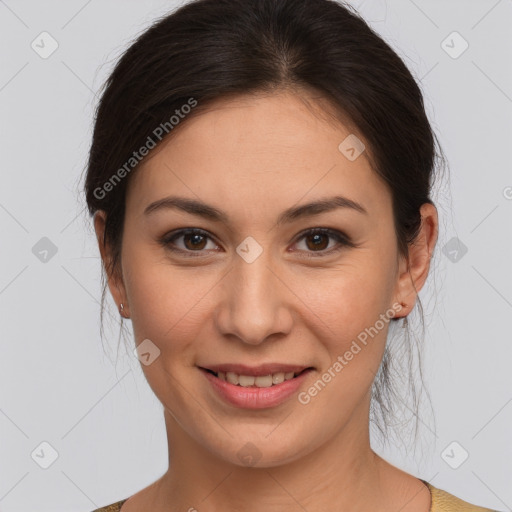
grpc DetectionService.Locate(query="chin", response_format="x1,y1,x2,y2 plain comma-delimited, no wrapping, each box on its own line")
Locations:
209,429,315,469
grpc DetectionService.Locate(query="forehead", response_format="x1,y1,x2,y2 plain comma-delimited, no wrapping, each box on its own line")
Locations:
126,91,391,223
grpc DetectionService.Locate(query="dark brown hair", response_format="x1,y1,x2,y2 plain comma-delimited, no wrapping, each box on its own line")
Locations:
84,0,445,446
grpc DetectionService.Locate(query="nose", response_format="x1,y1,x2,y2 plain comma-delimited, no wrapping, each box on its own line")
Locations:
214,248,294,346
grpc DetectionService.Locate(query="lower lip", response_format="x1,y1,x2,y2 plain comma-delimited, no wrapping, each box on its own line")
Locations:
200,368,313,409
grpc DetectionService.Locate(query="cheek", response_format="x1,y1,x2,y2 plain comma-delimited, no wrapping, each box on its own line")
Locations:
295,255,396,388
296,276,393,420
123,256,215,411
123,247,218,350
297,259,396,334
123,222,397,346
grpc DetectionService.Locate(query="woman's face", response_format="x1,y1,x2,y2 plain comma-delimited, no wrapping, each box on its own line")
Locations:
98,90,433,467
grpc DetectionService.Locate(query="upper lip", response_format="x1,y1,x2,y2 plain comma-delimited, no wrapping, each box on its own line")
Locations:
199,363,312,377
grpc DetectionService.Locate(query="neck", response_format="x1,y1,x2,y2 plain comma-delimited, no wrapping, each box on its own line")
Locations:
153,396,396,512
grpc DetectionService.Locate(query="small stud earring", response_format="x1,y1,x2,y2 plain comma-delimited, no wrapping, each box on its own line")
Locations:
120,303,126,317
401,302,408,328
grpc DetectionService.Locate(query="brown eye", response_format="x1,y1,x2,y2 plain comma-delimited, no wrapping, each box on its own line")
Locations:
182,232,208,250
293,228,353,257
304,232,330,251
160,227,353,258
161,229,219,256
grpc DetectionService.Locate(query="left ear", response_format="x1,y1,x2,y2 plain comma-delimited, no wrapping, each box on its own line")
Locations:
393,203,438,317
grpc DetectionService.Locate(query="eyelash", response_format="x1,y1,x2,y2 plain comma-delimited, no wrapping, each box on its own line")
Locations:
159,227,355,258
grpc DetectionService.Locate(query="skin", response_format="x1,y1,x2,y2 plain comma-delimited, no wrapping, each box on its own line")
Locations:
94,89,438,512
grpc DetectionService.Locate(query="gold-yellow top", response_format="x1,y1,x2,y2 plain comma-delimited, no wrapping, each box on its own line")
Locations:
92,481,499,511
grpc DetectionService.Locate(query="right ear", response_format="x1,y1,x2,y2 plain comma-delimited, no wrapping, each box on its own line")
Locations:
93,210,129,316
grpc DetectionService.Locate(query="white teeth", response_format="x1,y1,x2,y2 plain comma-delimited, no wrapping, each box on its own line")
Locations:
255,375,273,387
225,371,238,384
238,375,255,387
214,370,300,387
272,372,285,385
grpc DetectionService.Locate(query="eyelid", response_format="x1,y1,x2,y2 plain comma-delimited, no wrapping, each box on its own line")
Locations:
160,228,219,257
289,227,355,258
293,227,352,244
160,227,354,257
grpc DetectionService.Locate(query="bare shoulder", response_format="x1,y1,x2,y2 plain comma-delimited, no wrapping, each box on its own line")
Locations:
389,473,432,511
374,458,432,512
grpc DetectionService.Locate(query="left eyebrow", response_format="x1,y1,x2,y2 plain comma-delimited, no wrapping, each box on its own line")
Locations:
143,194,368,224
275,195,368,226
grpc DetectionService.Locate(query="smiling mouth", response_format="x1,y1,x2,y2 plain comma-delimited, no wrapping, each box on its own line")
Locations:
201,367,313,388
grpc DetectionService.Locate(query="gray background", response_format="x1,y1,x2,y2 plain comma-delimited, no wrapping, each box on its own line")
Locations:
0,0,511,511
